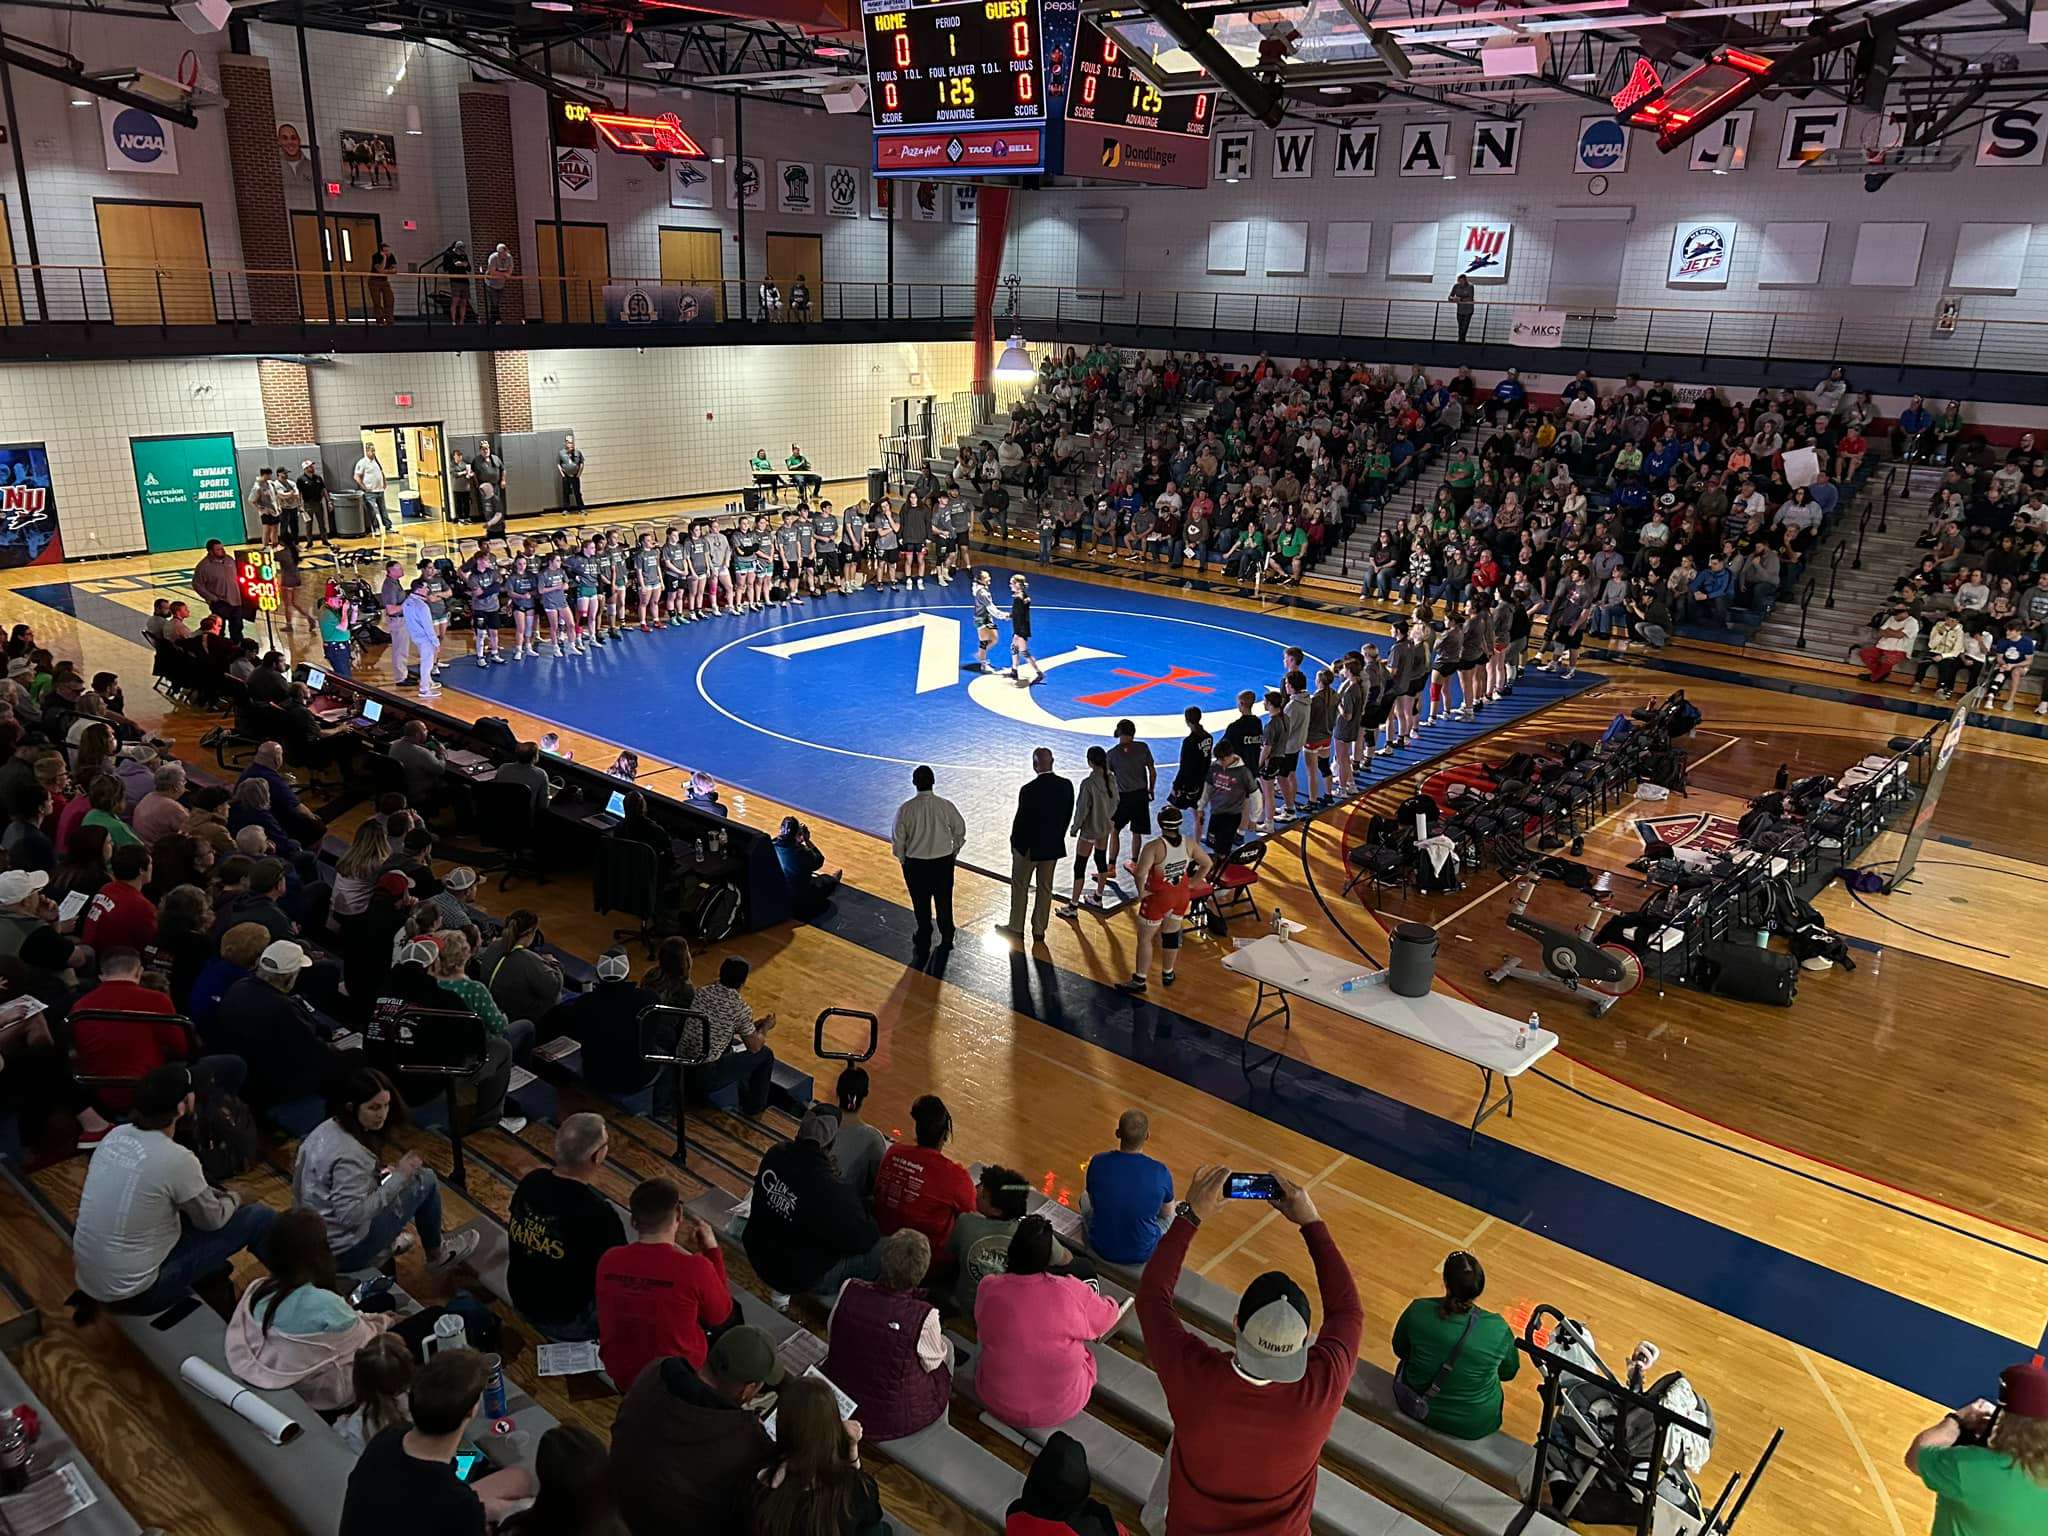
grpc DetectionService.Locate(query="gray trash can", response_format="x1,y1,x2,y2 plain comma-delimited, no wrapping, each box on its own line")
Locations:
1388,921,1439,998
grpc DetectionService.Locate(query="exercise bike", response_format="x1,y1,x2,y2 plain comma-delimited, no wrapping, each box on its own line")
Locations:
1486,853,1644,1017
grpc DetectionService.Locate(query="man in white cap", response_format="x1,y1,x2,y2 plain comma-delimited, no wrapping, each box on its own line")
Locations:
1137,1163,1361,1536
206,939,335,1115
0,867,85,973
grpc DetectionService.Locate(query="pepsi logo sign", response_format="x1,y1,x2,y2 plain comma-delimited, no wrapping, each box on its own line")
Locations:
113,108,168,163
1575,117,1628,174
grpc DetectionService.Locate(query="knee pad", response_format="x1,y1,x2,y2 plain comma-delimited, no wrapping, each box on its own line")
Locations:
1093,847,1109,874
1072,851,1090,882
1161,927,1184,951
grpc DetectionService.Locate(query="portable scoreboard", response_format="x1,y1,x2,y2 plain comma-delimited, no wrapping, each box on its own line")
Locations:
1065,18,1212,140
863,0,1047,175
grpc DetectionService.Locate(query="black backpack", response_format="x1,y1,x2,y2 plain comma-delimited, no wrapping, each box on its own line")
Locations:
185,1082,261,1185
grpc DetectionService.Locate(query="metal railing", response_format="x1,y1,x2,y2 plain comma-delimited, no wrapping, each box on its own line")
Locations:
3,259,2048,371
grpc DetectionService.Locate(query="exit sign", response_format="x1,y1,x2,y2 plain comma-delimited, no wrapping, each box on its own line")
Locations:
325,181,342,196
393,392,414,407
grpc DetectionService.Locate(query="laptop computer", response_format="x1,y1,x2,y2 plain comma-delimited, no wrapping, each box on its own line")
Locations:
346,698,384,731
305,666,326,692
583,789,628,830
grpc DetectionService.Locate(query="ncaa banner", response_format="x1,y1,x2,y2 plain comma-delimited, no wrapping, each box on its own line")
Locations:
1573,115,1628,175
1668,222,1735,286
1509,308,1565,348
100,100,179,175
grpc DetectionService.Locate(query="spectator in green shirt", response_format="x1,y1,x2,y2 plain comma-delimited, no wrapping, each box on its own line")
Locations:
1906,1360,2048,1536
1390,1251,1520,1441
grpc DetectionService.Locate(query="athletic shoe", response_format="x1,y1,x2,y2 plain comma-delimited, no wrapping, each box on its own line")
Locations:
426,1229,482,1272
1161,971,1177,987
418,687,442,702
1116,977,1148,994
1056,901,1080,921
553,645,566,658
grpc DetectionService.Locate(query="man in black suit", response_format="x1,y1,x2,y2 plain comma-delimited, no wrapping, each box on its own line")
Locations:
998,747,1074,944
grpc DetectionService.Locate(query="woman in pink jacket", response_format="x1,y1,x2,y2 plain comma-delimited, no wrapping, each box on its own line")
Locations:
973,1217,1127,1430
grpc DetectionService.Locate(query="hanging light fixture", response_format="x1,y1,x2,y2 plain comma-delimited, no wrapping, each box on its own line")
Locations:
991,274,1035,383
404,104,423,136
710,134,726,164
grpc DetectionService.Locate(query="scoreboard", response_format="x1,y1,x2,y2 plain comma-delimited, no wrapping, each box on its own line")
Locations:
1065,18,1213,140
863,0,1047,175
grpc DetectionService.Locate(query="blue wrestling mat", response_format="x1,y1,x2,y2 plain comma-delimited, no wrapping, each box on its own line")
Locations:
443,570,1598,874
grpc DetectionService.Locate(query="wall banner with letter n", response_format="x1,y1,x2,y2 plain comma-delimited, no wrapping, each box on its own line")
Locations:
1271,127,1316,179
1471,119,1521,175
1457,221,1512,281
1510,308,1565,347
1333,125,1379,178
1399,122,1449,177
0,443,63,566
1212,129,1254,182
1976,107,2048,167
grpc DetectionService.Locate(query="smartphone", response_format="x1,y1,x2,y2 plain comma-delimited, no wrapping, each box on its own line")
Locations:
452,1442,490,1482
350,1273,395,1307
1225,1172,1282,1200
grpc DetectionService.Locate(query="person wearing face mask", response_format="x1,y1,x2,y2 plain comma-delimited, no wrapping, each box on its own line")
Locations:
1115,806,1214,996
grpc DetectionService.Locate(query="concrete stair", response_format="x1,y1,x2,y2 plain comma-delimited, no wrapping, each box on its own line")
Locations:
1751,460,1930,662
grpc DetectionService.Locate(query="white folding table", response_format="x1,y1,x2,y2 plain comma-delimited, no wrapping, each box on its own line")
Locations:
1221,933,1559,1143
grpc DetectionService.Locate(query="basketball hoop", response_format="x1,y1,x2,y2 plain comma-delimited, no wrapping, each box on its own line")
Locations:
178,49,201,91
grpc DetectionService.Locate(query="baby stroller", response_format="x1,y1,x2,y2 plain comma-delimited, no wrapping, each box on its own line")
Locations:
1525,1306,1719,1535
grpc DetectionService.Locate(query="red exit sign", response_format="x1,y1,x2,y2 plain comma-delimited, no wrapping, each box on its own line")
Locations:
393,392,414,407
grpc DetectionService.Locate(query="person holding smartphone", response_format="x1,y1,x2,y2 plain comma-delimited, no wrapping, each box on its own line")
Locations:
1906,1360,2048,1531
1136,1164,1360,1536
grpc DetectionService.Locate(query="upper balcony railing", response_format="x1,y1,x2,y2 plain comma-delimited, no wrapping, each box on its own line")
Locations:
0,260,2039,376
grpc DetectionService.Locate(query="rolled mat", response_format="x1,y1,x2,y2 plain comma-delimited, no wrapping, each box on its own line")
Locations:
178,1357,303,1445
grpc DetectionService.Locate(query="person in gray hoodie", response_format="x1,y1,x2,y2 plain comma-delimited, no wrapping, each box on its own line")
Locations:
293,1065,480,1272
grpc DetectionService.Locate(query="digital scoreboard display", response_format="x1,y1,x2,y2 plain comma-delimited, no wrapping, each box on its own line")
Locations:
1065,18,1212,139
862,0,1046,131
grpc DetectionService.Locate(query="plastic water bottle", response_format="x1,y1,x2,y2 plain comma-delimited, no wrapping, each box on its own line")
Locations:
1517,1011,1537,1052
1337,972,1377,993
1271,906,1287,937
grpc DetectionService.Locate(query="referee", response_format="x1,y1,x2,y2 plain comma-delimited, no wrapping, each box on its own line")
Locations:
891,764,967,951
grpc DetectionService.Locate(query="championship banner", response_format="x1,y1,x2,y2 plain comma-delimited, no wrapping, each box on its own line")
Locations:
0,443,64,566
603,283,718,325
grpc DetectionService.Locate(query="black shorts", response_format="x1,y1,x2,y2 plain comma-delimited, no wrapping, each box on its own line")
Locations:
1404,677,1428,698
1433,660,1461,677
818,550,843,572
901,539,926,554
1167,779,1204,810
1265,750,1300,777
1112,789,1152,833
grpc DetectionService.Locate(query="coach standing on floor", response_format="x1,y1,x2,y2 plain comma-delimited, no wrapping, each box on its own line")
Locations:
999,747,1073,944
891,765,966,951
192,541,245,644
558,434,586,512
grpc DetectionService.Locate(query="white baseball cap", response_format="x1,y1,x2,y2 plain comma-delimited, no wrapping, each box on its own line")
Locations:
0,869,48,906
258,940,312,976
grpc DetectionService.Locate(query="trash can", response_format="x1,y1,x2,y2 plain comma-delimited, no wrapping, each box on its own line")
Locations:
868,467,888,504
1387,921,1439,998
330,488,368,538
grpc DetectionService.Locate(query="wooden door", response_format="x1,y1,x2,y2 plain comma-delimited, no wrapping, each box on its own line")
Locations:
0,198,20,326
764,232,822,311
534,221,609,323
410,425,446,514
96,202,214,324
291,212,379,320
659,226,723,320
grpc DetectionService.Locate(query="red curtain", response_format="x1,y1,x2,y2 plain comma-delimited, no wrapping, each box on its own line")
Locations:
972,186,1013,395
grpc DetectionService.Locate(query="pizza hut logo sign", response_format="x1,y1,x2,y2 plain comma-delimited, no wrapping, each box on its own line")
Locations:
1673,225,1727,279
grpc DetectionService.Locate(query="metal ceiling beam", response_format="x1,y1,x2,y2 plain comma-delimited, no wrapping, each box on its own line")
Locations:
0,37,198,125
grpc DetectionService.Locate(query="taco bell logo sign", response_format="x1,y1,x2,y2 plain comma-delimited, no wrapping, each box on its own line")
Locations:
101,101,178,175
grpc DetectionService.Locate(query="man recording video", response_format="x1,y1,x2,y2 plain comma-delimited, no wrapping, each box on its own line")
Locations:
1905,1357,2048,1531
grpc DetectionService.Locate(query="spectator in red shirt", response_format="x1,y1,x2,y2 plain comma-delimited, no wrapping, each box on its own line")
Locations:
596,1176,734,1394
82,844,158,955
872,1094,975,1264
1137,1165,1362,1536
71,949,245,1109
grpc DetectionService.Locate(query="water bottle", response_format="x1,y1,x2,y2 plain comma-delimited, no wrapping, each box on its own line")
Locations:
1517,1011,1537,1052
692,838,705,862
424,1312,468,1360
1271,906,1286,937
1337,972,1378,993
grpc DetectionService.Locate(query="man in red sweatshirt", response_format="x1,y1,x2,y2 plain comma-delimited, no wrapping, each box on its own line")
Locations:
1137,1164,1361,1535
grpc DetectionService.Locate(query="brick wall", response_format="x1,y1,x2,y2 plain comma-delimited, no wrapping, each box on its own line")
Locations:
459,87,525,324
220,55,299,325
257,359,316,443
487,351,533,434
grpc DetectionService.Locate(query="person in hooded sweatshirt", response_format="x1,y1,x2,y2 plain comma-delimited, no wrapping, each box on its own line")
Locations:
1005,1431,1125,1536
743,1111,881,1296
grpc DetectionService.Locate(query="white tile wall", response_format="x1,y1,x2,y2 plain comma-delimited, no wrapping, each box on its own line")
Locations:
526,339,976,503
0,357,267,554
1003,100,2048,327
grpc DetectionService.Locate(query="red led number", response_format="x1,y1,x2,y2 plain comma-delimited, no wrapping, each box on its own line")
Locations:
1080,74,1097,105
894,31,911,68
1193,94,1208,120
883,81,900,110
1017,70,1034,102
1012,19,1031,57
1102,38,1119,64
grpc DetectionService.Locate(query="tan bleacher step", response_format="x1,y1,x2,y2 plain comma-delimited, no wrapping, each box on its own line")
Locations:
0,1349,145,1536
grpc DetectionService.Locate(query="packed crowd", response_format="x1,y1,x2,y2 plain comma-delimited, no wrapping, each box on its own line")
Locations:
1857,422,2048,710
955,348,1873,650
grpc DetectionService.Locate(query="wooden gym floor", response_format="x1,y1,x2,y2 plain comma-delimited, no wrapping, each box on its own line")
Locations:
2,500,2044,1536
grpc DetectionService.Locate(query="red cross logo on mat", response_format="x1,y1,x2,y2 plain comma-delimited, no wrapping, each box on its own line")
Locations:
1073,665,1216,709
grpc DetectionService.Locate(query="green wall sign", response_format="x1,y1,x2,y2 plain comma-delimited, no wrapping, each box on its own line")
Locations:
131,431,243,554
